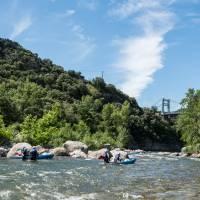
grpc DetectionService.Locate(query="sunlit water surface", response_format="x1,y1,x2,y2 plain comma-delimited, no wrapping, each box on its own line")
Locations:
0,153,200,200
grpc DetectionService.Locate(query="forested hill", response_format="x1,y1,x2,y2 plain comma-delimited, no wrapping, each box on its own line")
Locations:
0,38,180,150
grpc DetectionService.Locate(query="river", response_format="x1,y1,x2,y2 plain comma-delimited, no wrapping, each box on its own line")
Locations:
0,152,200,200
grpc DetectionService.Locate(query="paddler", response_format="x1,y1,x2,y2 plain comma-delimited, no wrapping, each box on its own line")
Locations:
22,147,29,161
103,145,112,163
30,147,38,161
114,153,121,163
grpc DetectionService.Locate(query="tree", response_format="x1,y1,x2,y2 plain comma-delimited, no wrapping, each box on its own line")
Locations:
176,89,200,145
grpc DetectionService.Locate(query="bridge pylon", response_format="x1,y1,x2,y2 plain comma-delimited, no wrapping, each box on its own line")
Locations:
162,98,170,114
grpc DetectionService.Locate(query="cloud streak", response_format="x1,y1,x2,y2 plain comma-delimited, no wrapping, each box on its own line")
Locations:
65,22,95,64
10,16,32,39
109,0,176,98
56,9,76,18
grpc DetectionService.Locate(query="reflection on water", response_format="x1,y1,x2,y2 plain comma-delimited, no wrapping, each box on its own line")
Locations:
0,153,200,200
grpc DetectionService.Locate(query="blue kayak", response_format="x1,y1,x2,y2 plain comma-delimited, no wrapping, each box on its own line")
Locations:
107,158,136,165
10,152,54,160
37,152,54,160
119,158,136,165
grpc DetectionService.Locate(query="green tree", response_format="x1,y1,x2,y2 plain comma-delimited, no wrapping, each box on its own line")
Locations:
176,89,200,145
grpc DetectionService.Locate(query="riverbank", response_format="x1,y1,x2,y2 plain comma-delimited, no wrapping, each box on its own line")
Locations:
1,140,200,160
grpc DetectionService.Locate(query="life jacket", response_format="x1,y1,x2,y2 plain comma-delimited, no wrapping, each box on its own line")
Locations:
30,148,38,160
103,150,110,163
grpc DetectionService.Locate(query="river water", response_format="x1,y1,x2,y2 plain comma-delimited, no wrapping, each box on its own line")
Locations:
0,152,200,200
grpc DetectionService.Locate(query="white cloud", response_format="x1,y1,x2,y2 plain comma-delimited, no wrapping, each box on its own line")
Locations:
10,16,32,39
110,0,176,98
115,35,165,98
67,23,96,63
56,9,76,18
109,0,161,19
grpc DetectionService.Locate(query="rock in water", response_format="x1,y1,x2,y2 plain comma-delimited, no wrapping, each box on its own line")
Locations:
53,147,69,156
63,141,88,154
69,150,87,159
191,153,200,158
7,143,32,158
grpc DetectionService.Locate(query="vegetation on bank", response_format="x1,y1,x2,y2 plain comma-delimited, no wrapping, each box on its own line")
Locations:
176,89,200,154
0,38,179,149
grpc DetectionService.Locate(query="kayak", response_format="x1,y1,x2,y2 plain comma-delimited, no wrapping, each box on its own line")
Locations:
37,152,54,159
10,152,54,160
119,158,136,165
105,158,136,165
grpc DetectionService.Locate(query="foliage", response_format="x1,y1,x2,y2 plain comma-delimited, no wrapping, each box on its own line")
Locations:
0,115,13,145
0,38,180,149
176,89,200,146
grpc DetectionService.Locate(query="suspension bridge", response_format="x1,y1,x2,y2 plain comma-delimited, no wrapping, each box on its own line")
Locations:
152,98,181,118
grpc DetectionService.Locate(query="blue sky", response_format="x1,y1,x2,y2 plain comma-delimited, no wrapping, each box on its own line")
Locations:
0,0,200,110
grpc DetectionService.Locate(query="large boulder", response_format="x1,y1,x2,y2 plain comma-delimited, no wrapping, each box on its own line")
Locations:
69,150,87,159
0,147,9,157
35,145,49,154
7,143,32,158
180,153,189,157
191,153,200,158
53,147,69,156
88,148,113,159
63,141,88,154
170,152,179,157
88,149,106,159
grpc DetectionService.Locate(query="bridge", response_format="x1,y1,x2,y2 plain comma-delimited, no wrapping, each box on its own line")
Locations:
152,98,181,119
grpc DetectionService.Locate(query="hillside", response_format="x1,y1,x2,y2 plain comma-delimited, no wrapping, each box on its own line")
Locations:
0,38,180,150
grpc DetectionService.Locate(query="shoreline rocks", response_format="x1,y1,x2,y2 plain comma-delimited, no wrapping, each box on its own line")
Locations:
63,141,88,154
53,147,69,156
7,143,32,158
69,150,87,159
3,141,200,160
88,148,107,159
111,149,128,161
191,153,200,158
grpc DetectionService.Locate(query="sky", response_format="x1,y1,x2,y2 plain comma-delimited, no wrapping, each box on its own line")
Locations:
0,0,200,111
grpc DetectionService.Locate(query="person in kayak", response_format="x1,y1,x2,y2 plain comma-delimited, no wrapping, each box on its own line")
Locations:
103,148,111,163
30,147,38,161
22,147,29,161
114,153,122,163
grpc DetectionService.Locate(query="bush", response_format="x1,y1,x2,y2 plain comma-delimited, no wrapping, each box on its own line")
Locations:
195,144,200,153
181,144,200,154
0,115,13,145
181,146,195,154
